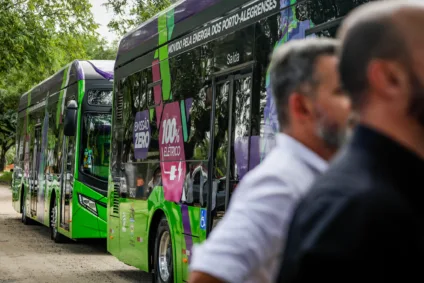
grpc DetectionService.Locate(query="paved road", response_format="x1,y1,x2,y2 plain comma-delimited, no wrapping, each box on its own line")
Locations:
0,184,152,283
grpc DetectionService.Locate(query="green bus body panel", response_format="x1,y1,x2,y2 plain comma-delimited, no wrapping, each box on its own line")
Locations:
107,185,205,282
72,180,107,238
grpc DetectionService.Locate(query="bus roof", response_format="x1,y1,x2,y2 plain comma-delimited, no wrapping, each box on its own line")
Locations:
116,0,250,68
18,60,114,112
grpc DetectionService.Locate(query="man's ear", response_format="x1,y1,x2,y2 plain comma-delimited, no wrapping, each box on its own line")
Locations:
367,59,408,102
288,92,314,124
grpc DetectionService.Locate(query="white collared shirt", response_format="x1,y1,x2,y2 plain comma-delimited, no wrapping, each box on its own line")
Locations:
190,133,328,283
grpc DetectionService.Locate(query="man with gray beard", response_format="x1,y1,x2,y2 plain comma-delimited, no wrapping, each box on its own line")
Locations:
188,37,351,283
276,1,424,282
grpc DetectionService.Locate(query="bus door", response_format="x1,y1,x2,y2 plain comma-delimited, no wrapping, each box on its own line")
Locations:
59,135,76,230
30,125,42,217
208,71,253,232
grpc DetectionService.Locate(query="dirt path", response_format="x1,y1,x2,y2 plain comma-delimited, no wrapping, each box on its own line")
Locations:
0,185,152,283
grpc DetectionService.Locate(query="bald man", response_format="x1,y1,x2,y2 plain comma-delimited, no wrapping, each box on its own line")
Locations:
276,1,424,282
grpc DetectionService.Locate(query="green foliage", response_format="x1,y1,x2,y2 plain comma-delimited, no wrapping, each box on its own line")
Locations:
0,109,17,157
0,172,13,185
84,37,118,61
105,0,174,36
0,0,117,171
0,0,98,76
6,146,15,165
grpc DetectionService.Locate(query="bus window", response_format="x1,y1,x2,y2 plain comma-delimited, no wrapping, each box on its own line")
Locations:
81,113,112,180
211,73,253,227
87,89,113,105
233,76,252,181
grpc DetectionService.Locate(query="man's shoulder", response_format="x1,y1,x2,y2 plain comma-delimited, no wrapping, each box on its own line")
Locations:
238,146,319,196
296,147,406,219
309,146,372,194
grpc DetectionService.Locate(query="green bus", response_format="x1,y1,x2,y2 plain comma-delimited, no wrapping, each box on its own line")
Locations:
108,0,364,282
12,60,114,242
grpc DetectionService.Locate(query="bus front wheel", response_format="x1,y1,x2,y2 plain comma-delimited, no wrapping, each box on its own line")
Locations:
50,197,66,243
154,216,174,283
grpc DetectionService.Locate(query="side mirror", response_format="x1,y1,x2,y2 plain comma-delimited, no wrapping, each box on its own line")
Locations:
64,100,78,136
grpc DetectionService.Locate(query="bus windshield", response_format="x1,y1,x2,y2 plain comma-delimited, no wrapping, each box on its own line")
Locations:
81,112,112,181
87,89,113,105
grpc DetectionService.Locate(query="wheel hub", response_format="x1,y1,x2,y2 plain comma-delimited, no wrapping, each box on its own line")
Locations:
158,231,171,281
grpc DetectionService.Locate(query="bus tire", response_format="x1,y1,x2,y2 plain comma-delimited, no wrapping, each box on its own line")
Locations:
50,196,66,243
154,216,174,283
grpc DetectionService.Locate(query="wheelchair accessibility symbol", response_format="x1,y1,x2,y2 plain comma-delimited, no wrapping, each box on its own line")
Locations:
200,209,206,230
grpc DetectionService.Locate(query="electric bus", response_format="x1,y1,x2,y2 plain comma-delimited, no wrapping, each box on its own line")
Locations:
12,60,114,242
107,0,366,281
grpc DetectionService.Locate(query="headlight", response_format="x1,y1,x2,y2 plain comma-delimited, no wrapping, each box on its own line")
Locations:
78,194,98,215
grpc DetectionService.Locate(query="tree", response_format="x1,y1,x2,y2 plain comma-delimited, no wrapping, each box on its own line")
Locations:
0,109,18,170
0,0,107,171
0,34,117,171
105,0,174,36
83,36,118,61
6,146,16,166
0,0,100,97
0,0,98,77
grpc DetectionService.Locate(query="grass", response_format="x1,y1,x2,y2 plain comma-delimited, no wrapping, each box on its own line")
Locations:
0,171,13,185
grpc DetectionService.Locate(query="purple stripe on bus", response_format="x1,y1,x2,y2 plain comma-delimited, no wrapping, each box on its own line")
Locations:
173,0,218,22
76,61,85,81
184,235,193,262
185,98,193,122
249,136,261,171
233,135,262,181
87,61,114,80
119,0,221,53
234,137,249,180
181,204,193,262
